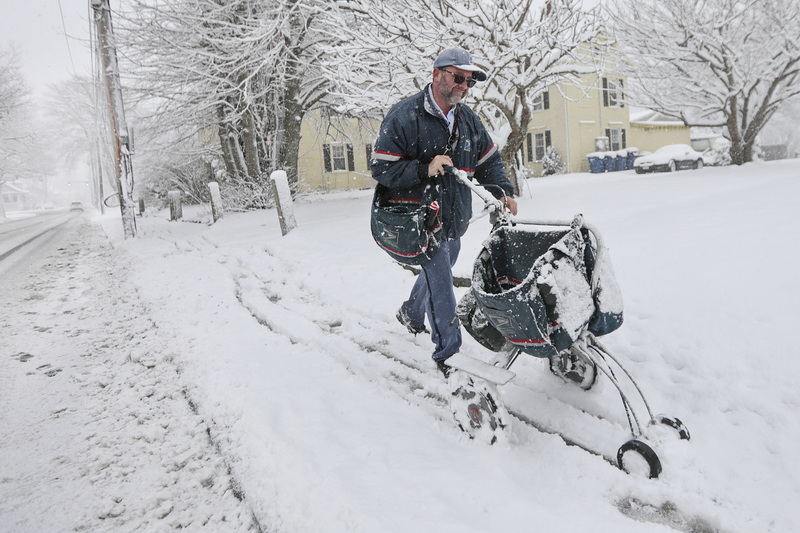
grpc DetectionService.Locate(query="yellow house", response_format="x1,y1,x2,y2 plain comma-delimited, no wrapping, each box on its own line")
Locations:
525,72,627,174
523,72,691,175
297,110,377,191
628,108,692,153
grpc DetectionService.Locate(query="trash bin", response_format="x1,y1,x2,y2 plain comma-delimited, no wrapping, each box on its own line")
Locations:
615,150,628,171
626,148,639,170
603,153,616,172
587,152,604,173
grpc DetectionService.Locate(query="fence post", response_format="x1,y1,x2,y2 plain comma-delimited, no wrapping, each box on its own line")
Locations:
168,190,182,221
208,182,223,222
269,170,297,236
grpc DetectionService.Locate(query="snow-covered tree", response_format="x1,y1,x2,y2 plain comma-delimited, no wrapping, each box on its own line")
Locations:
118,0,339,196
0,46,38,218
542,146,566,176
0,46,31,183
326,0,603,193
607,0,800,165
0,47,27,117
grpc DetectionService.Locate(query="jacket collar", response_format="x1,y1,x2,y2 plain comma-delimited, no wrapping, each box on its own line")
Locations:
423,83,459,121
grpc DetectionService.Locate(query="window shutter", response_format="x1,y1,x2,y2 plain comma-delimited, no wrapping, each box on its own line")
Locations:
602,77,608,107
619,79,625,108
605,129,611,145
621,129,627,149
526,133,533,162
543,90,550,110
545,130,552,147
323,144,332,172
347,143,355,171
365,143,372,169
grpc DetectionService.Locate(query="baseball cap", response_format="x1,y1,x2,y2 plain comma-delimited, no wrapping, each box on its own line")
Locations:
433,48,487,82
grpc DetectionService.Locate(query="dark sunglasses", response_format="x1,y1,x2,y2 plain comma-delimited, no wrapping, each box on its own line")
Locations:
439,68,477,88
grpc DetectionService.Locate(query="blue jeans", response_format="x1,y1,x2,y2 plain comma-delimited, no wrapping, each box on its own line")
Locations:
399,239,462,362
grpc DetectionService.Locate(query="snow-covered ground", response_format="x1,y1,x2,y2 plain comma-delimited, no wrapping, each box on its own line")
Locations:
2,159,799,532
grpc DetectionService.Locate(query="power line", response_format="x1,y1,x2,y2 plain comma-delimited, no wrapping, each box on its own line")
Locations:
56,0,77,74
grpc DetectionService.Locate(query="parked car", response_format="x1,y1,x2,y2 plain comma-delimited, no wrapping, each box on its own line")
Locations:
634,144,705,174
69,201,84,211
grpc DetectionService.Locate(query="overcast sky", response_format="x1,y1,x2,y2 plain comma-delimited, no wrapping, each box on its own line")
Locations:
2,0,94,101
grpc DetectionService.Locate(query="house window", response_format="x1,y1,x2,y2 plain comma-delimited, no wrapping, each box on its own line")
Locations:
527,130,552,161
603,77,624,108
323,143,355,172
532,89,550,112
605,128,627,151
331,144,346,170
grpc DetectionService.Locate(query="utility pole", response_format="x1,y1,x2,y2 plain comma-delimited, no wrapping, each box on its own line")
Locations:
91,0,136,238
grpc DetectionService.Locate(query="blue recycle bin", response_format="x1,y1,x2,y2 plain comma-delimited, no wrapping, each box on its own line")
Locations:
587,155,604,173
615,152,627,171
603,155,616,172
626,149,639,170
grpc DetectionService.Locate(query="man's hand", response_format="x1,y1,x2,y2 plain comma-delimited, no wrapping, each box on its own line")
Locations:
427,155,454,177
500,196,518,216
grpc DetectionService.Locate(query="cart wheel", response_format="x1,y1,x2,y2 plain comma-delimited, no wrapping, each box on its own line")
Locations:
654,414,691,440
549,349,597,391
449,376,506,445
617,439,662,479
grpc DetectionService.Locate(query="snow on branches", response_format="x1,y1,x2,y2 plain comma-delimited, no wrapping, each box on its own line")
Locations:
608,0,800,164
324,0,603,192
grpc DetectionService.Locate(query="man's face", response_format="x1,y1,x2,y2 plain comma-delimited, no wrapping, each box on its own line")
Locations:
433,66,474,107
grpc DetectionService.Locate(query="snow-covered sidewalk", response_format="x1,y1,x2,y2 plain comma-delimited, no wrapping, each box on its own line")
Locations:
0,218,255,532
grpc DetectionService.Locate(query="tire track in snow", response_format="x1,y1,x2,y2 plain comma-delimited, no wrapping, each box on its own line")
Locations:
233,267,453,421
228,250,634,461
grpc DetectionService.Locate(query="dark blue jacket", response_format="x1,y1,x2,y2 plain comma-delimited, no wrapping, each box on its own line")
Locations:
371,85,514,241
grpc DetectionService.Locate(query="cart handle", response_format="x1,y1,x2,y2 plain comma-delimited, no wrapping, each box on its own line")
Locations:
444,165,504,210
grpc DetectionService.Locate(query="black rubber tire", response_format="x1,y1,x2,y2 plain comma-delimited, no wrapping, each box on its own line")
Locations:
548,351,597,391
617,439,662,479
655,414,691,440
667,160,676,172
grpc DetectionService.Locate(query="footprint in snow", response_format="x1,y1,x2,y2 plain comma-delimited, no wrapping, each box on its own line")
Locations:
35,363,63,377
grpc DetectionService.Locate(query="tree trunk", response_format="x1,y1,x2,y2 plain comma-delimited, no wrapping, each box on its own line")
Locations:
726,102,747,166
282,80,304,187
217,123,238,180
230,130,250,180
268,85,286,178
500,141,522,196
243,109,262,181
728,141,747,166
494,89,531,196
217,106,249,180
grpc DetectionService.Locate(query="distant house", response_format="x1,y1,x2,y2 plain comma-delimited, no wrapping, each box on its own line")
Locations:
1,181,34,211
628,108,691,153
297,110,377,191
522,72,691,176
